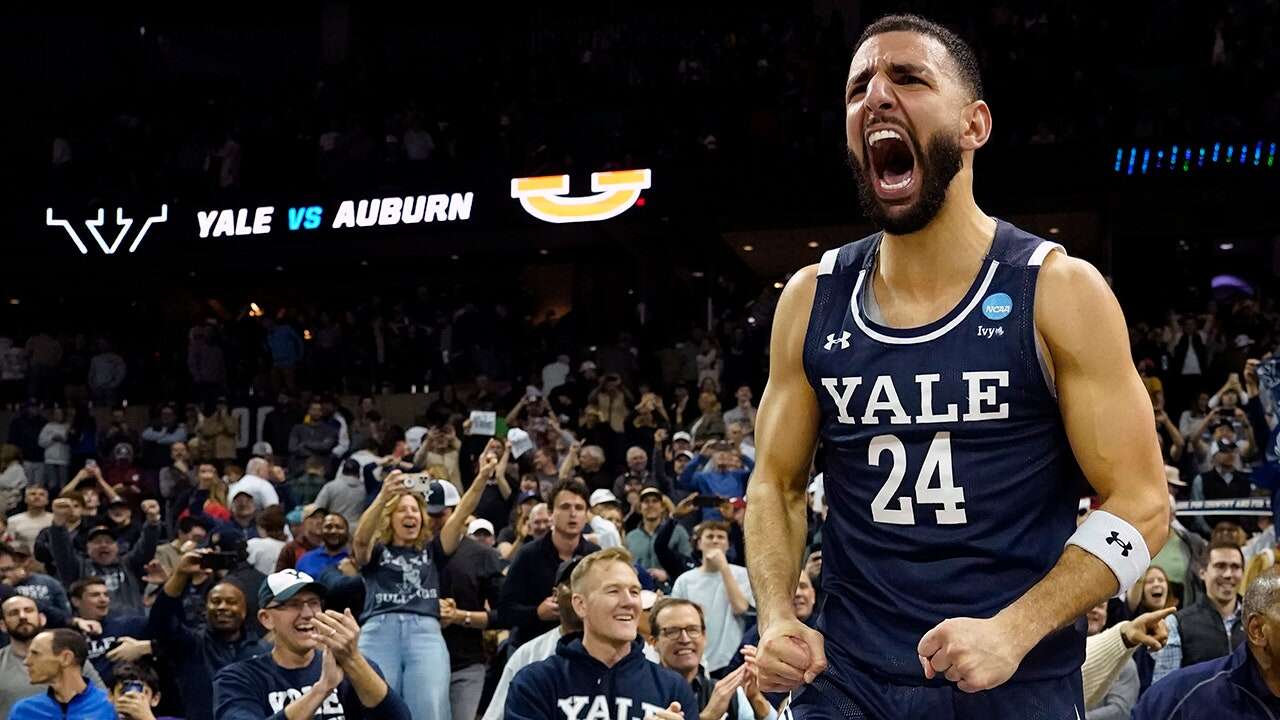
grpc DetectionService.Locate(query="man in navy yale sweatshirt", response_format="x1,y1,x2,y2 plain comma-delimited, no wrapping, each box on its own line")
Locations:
506,547,697,720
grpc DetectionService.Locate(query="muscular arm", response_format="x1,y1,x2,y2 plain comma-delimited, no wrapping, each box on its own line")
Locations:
744,265,821,633
999,253,1169,655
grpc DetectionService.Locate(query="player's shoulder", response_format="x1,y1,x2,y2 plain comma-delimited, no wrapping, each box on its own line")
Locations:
1035,250,1116,316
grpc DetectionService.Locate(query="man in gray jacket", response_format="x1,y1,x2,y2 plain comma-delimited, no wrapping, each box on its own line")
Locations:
47,497,162,613
314,458,368,527
0,594,103,719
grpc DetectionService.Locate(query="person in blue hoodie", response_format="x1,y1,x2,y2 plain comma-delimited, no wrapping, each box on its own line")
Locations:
677,442,754,521
506,546,698,720
9,628,116,720
1132,571,1280,719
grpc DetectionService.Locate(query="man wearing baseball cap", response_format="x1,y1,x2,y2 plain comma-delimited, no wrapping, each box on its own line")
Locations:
213,569,410,720
587,489,624,549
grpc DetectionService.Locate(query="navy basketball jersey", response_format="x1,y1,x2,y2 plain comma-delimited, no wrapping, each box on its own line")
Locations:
802,219,1085,684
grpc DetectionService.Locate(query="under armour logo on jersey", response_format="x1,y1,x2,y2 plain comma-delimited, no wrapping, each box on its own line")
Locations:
1105,531,1133,557
825,331,851,350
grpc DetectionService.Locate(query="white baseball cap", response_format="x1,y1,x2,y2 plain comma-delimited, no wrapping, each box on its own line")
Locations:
589,488,620,508
468,518,495,536
404,426,429,453
672,431,693,444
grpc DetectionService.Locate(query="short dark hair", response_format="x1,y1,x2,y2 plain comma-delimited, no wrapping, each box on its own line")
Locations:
112,661,160,695
650,597,706,640
69,577,107,601
854,14,983,101
47,628,89,667
1207,540,1246,567
178,515,211,534
549,479,590,508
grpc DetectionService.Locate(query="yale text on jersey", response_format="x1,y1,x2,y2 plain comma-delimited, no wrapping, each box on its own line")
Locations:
819,371,1009,426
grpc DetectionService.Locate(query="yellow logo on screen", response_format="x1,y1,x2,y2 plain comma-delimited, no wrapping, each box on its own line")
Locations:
510,169,651,224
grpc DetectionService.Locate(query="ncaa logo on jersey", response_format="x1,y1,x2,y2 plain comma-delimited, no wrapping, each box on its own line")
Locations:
825,331,851,350
981,292,1013,320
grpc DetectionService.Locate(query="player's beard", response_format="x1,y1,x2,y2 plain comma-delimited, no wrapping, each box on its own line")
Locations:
848,130,963,235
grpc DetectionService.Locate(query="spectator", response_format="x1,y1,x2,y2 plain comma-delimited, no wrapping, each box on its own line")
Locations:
320,395,351,463
68,576,151,685
650,597,775,720
541,354,571,395
195,398,238,464
296,513,351,580
108,661,173,720
288,400,338,476
275,503,325,571
350,461,491,718
414,425,463,492
229,491,259,539
721,386,757,438
245,506,288,576
1191,441,1255,535
0,541,70,615
1150,494,1208,608
154,515,210,578
87,339,127,408
0,443,27,514
560,441,612,493
8,629,115,720
468,518,495,546
612,446,654,505
688,391,725,443
1083,601,1137,720
1133,572,1280,719
212,569,411,720
671,520,754,675
37,406,71,495
481,557,584,720
7,401,47,489
7,485,52,549
499,479,600,647
261,392,302,464
148,548,267,720
497,498,550,561
290,455,329,507
1151,542,1247,684
140,405,187,470
49,497,161,613
504,546,697,720
33,490,89,575
438,442,506,720
0,595,104,719
678,442,755,520
314,458,367,527
262,317,305,394
104,497,143,553
627,487,692,588
587,489,624,549
228,457,281,512
176,461,232,527
100,407,140,461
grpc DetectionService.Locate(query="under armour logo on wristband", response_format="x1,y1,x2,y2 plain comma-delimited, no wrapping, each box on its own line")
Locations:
1105,531,1133,557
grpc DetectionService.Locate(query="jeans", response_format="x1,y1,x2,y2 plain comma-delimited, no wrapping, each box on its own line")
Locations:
359,612,452,719
450,663,486,720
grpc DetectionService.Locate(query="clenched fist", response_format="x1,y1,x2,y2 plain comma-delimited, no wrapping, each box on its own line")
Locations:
917,615,1029,693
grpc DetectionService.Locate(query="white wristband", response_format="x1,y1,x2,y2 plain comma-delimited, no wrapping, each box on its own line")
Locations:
1066,510,1150,592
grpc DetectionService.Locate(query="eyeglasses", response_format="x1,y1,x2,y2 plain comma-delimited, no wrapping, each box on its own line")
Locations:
270,597,323,613
658,625,704,640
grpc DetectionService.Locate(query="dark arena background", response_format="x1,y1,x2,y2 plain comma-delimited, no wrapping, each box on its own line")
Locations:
0,2,1278,720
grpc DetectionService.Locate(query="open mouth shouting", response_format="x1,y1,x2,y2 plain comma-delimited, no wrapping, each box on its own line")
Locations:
866,126,917,201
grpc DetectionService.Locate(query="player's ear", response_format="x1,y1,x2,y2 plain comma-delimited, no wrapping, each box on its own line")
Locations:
958,99,992,153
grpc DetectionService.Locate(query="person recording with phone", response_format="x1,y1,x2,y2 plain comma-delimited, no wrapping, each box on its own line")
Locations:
349,457,493,718
677,441,754,521
109,661,177,720
147,548,267,720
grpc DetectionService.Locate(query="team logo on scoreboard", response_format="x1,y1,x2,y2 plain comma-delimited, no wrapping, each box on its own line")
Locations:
510,169,651,224
46,205,169,255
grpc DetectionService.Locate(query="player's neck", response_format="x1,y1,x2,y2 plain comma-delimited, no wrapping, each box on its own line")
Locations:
877,187,995,303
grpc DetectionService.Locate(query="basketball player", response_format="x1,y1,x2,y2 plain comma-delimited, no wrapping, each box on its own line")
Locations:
744,14,1168,719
